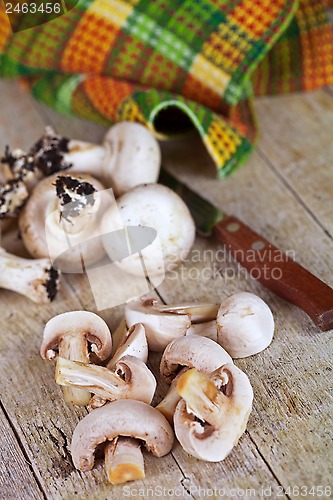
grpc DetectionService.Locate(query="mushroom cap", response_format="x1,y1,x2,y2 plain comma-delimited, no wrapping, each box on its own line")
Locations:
217,292,274,358
40,311,112,361
160,335,232,384
71,399,174,471
18,173,106,267
174,363,253,461
125,297,191,352
101,183,195,278
103,122,161,196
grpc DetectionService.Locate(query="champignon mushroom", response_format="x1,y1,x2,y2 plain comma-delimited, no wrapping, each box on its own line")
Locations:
156,335,232,422
71,399,174,484
217,292,274,358
18,173,107,270
4,124,161,196
174,364,253,461
125,298,191,352
40,311,112,406
88,322,148,411
56,354,156,406
0,177,28,218
0,247,60,303
101,184,195,279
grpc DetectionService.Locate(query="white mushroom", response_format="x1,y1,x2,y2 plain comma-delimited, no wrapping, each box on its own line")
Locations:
88,323,149,411
0,247,60,303
217,292,274,358
125,297,191,352
3,124,161,196
174,364,253,461
71,399,174,484
18,173,107,271
156,335,232,422
56,355,156,406
101,183,195,278
40,311,112,406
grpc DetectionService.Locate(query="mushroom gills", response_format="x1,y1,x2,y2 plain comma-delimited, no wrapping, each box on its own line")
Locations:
105,437,145,484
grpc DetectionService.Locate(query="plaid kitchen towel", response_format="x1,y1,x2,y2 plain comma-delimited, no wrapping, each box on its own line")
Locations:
0,0,332,177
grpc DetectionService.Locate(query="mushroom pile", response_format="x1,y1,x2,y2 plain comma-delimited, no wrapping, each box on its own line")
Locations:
0,122,196,302
40,291,274,485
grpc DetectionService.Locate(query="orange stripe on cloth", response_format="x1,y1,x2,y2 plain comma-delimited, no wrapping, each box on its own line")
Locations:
230,0,288,39
0,8,11,52
61,12,120,74
83,76,136,121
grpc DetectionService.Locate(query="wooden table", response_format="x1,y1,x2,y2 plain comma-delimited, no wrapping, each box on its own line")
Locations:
0,80,332,500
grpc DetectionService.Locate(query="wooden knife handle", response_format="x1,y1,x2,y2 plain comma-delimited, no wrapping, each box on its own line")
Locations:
213,216,333,331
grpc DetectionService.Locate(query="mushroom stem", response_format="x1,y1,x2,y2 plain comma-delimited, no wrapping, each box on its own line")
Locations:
63,140,107,178
56,355,156,408
104,437,145,484
58,336,91,406
155,367,188,424
0,178,28,218
177,368,227,427
0,248,60,303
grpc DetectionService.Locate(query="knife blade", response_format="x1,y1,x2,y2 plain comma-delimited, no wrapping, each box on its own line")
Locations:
159,167,333,331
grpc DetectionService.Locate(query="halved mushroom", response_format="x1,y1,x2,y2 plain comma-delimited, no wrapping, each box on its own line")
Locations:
174,364,253,461
0,247,60,303
56,355,156,406
18,173,107,271
217,292,274,358
71,399,174,484
160,335,232,384
125,298,191,352
156,336,232,422
101,183,195,279
88,322,149,411
40,311,112,406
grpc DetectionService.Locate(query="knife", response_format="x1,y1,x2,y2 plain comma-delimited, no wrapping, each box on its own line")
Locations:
159,168,333,331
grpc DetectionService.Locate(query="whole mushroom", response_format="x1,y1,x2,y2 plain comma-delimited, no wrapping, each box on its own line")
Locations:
0,177,28,218
101,184,196,279
19,173,107,270
2,123,161,196
216,292,274,358
174,364,253,461
40,311,112,406
71,399,174,484
0,247,60,303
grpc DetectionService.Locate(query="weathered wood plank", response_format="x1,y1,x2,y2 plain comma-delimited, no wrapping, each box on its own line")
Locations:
0,82,188,499
0,405,44,500
254,89,333,238
158,135,333,491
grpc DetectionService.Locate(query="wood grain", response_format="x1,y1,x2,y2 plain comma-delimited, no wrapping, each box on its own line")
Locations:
0,79,332,499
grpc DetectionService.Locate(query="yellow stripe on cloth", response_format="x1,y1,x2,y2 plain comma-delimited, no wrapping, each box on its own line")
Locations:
89,0,134,27
190,54,231,97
